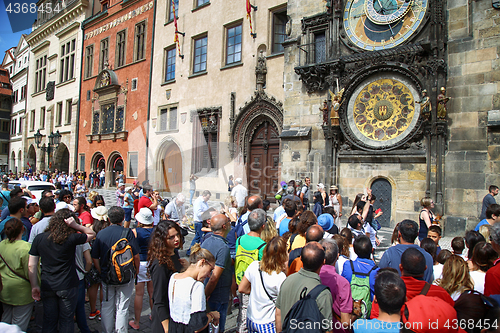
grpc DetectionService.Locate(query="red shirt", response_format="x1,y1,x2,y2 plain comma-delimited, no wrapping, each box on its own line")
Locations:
485,258,500,296
370,275,454,318
79,211,93,226
138,196,154,216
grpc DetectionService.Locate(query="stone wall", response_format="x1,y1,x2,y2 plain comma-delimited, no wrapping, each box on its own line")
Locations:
446,0,500,230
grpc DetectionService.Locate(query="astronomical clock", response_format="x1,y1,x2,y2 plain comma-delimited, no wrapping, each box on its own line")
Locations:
296,0,447,153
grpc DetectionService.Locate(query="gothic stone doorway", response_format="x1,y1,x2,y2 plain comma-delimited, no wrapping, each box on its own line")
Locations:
108,153,124,187
371,178,392,228
247,121,280,201
53,143,70,173
162,143,182,194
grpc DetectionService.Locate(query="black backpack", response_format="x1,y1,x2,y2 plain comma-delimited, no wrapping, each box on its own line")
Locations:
106,229,136,285
282,284,330,333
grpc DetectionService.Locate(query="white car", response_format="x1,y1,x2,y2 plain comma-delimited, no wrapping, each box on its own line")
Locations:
9,181,56,200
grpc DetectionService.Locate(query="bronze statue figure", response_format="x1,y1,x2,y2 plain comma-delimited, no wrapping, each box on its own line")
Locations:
329,88,344,126
320,100,329,125
437,87,450,120
416,89,431,121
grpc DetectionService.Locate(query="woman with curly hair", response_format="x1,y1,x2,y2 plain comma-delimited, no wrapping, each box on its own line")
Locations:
239,236,288,333
437,255,474,301
469,241,498,294
287,210,317,251
0,218,33,331
28,209,95,333
148,220,184,333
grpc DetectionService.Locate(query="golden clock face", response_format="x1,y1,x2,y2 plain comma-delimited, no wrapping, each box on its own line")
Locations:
346,74,421,149
343,0,428,51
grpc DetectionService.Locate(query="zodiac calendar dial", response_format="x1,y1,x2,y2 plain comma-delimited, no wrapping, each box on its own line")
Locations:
345,74,421,149
343,0,428,51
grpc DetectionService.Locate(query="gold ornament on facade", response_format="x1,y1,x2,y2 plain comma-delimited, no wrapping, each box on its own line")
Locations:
437,87,450,120
416,89,431,121
353,78,415,141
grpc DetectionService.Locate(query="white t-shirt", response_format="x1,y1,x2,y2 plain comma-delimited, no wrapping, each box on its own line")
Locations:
336,255,349,276
470,270,486,294
364,222,377,249
433,263,443,283
349,247,358,261
244,261,286,324
231,184,248,208
169,274,206,325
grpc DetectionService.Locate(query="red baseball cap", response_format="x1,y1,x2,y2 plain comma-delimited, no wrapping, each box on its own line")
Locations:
402,295,467,333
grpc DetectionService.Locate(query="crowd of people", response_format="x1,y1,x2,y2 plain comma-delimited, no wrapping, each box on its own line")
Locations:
1,175,500,333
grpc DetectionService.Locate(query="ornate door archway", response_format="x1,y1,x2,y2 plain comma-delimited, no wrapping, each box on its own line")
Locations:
53,143,70,173
27,145,36,172
247,121,280,200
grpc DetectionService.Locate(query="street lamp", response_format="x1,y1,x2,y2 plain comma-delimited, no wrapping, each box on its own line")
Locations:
34,129,61,171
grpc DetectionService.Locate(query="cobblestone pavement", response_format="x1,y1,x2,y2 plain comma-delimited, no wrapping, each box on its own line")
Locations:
26,189,455,332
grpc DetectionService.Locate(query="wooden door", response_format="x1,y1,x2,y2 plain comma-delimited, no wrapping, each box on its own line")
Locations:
248,122,280,201
371,178,392,227
163,144,182,193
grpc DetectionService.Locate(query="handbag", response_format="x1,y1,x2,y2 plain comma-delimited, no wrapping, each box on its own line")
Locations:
84,265,102,288
374,219,381,230
0,252,30,283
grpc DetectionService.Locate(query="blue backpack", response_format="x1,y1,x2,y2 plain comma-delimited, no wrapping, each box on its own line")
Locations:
282,284,330,333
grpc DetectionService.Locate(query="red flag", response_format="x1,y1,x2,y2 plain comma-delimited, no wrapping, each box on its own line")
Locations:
172,0,181,56
246,0,253,35
27,161,31,168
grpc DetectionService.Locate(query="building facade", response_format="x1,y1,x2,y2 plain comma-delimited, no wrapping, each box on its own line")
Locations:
147,0,286,199
78,0,155,187
0,50,15,172
281,0,500,234
8,35,30,174
25,0,91,174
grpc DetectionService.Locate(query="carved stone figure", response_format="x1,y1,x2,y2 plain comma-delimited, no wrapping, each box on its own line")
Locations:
416,89,431,121
329,88,344,126
255,51,267,91
101,72,110,87
320,100,329,125
437,87,450,120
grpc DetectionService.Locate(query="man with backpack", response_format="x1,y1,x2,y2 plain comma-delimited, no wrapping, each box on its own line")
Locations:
235,208,267,333
341,235,378,319
276,242,333,333
91,206,140,333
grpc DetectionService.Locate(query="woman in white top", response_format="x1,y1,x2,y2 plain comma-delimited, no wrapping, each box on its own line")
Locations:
239,236,288,333
328,185,343,228
436,255,474,301
168,244,220,333
469,241,498,294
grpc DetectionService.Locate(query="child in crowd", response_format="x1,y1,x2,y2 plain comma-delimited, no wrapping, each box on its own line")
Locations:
451,236,466,259
427,225,442,256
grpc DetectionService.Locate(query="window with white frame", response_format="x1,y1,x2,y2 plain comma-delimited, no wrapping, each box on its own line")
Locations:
60,38,76,82
226,24,242,65
167,0,178,22
128,152,138,178
56,102,62,126
65,99,72,124
164,47,176,82
35,55,47,93
158,105,177,132
30,110,35,131
85,45,94,78
193,35,207,73
40,107,45,129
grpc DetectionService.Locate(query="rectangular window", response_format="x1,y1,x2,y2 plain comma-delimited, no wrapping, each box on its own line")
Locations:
2,143,8,154
1,121,8,133
158,106,178,132
30,110,35,131
65,99,72,124
164,47,176,82
314,32,326,63
116,30,126,68
226,24,242,65
99,38,109,71
196,0,209,7
272,10,287,54
60,38,76,82
85,45,94,78
20,85,26,100
79,154,85,171
10,120,15,135
56,102,62,126
134,21,146,61
168,0,178,22
193,36,207,73
128,152,138,178
34,55,47,93
192,110,220,174
40,107,45,129
18,117,22,134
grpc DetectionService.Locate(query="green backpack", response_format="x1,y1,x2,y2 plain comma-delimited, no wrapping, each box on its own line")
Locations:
349,261,377,319
234,237,265,285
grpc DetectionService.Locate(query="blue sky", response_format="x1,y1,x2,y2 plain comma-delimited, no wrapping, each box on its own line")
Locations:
0,0,31,56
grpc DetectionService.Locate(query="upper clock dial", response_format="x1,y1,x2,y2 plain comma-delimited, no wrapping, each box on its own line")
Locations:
343,0,428,51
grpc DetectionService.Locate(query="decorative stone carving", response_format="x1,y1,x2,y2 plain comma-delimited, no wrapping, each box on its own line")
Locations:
256,51,267,91
46,81,55,101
